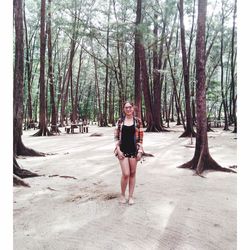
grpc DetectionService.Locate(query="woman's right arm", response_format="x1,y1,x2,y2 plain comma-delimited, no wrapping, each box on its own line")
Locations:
114,120,124,159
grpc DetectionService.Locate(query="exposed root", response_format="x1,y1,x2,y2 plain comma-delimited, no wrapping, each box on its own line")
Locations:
33,127,53,136
143,152,154,157
178,156,236,175
179,129,197,138
59,175,77,180
145,124,170,132
14,167,40,179
13,157,41,179
17,146,45,157
178,159,195,170
13,174,30,187
207,156,236,173
50,126,61,134
90,133,103,137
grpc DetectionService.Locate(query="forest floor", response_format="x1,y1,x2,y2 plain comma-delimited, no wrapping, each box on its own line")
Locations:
14,123,237,250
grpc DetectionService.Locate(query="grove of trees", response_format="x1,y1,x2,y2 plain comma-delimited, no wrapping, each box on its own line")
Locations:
14,0,237,181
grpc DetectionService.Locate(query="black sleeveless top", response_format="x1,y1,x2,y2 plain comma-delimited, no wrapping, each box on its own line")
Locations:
120,124,137,157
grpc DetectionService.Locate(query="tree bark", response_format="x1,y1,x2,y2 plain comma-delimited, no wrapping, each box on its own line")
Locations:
231,0,237,133
134,0,142,119
220,0,229,131
33,0,52,136
152,12,164,131
178,0,196,137
91,40,104,126
23,1,34,127
103,0,112,126
13,0,44,183
47,0,58,133
178,0,235,175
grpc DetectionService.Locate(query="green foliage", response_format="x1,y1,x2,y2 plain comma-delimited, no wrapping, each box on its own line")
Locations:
21,0,236,124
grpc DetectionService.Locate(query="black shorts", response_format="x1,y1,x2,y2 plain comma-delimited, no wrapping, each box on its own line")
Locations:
122,151,137,158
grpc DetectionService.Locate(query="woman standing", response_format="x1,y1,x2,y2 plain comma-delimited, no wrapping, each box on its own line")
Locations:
114,101,144,205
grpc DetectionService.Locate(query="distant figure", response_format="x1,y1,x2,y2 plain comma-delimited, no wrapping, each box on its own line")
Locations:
114,101,144,205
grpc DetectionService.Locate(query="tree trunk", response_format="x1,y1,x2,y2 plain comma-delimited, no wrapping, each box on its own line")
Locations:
47,0,58,133
134,0,142,119
231,0,237,133
178,0,196,137
60,10,79,125
92,40,104,126
13,0,44,182
108,80,114,125
220,0,229,131
113,0,125,110
33,0,52,136
139,44,156,132
152,12,164,131
23,2,33,126
103,0,112,126
178,0,235,175
73,46,83,123
168,55,185,127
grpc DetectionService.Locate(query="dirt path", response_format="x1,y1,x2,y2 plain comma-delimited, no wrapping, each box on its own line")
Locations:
14,124,237,250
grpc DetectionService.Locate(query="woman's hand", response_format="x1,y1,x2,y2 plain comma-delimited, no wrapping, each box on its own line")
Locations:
136,151,143,161
117,149,125,160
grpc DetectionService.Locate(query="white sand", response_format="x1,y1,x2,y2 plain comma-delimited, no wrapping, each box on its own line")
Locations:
14,123,237,250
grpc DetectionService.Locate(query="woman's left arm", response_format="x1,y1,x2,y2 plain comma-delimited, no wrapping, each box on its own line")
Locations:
136,118,144,161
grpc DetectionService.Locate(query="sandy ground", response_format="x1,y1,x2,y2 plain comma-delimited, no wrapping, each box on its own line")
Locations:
13,123,237,250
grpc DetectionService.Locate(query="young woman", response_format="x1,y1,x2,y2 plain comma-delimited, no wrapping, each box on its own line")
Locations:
114,101,144,205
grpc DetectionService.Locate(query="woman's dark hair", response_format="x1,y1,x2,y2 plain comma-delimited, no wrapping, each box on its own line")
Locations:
122,101,134,108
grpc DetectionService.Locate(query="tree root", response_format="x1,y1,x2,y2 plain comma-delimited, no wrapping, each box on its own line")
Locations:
145,124,170,132
17,145,45,157
13,157,41,179
33,127,53,136
143,152,154,157
179,129,197,138
13,174,30,187
178,156,236,175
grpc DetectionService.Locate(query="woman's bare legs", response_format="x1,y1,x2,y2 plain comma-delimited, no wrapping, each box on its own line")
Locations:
128,158,137,204
119,158,130,203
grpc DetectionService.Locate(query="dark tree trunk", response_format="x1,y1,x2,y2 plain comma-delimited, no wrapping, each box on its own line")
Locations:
113,0,125,110
168,55,185,127
108,80,114,125
92,40,104,126
152,12,164,131
58,49,69,125
133,0,158,131
103,0,112,126
73,46,83,123
231,0,237,133
178,0,235,175
163,78,168,122
139,44,156,132
170,92,175,122
60,10,79,125
13,0,44,183
23,2,33,126
47,0,58,133
178,0,196,137
33,0,52,136
220,1,229,131
134,0,142,119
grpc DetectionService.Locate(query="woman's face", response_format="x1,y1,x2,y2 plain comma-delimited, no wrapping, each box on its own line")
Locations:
123,102,134,116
